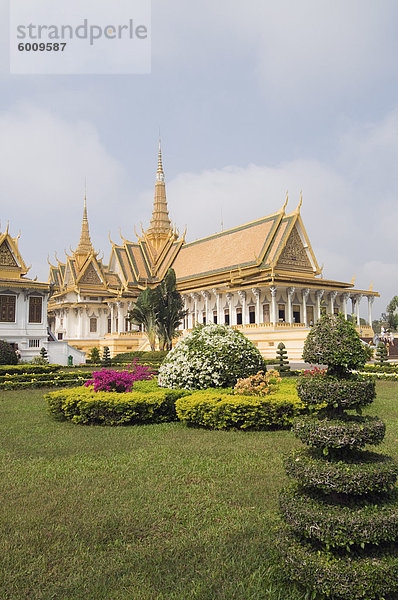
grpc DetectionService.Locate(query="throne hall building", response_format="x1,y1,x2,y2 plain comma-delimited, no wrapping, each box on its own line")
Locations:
48,145,378,359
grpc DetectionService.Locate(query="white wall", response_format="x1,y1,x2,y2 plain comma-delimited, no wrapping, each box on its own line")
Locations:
47,341,86,366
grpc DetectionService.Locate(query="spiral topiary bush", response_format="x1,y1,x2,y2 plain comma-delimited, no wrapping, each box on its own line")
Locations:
278,313,398,600
158,324,266,389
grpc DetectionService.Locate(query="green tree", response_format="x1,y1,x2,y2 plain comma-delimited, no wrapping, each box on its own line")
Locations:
0,340,18,365
381,295,398,331
155,269,187,351
88,347,100,363
128,288,158,351
128,269,186,352
101,346,111,367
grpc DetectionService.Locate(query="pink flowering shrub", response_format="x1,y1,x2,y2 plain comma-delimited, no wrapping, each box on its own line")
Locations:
302,366,327,377
85,360,154,393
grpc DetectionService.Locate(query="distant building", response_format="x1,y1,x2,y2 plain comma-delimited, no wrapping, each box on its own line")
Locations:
0,225,50,361
48,143,379,358
0,225,85,365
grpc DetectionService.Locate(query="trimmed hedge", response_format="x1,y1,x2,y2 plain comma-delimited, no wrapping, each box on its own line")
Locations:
0,370,90,384
284,449,398,495
362,364,398,374
45,386,186,425
292,415,386,450
297,375,376,410
0,364,62,375
278,530,398,600
0,379,89,391
0,370,91,391
280,485,398,549
111,351,168,365
358,370,398,381
175,381,303,430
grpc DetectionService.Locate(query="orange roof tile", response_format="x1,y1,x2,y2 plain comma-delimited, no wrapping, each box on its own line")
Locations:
173,215,280,281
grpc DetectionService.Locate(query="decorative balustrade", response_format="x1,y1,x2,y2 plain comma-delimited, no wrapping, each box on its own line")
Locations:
232,322,308,330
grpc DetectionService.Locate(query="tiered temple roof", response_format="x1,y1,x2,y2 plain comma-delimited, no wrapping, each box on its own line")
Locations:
49,145,378,301
0,224,49,291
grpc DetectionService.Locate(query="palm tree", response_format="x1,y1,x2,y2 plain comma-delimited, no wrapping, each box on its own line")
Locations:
128,287,157,351
154,269,187,351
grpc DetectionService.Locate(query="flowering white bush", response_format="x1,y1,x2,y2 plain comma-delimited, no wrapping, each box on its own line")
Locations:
158,324,267,389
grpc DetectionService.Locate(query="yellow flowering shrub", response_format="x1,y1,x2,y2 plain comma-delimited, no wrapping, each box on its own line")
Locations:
233,369,282,396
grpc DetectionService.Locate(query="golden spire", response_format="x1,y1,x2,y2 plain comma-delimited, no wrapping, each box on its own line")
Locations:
157,139,165,182
146,139,173,251
75,194,94,256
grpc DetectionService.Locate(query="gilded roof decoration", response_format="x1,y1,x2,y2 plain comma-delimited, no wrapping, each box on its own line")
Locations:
276,225,312,272
0,240,18,268
78,262,101,285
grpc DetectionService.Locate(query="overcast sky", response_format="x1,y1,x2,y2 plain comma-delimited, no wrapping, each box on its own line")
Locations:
1,0,398,319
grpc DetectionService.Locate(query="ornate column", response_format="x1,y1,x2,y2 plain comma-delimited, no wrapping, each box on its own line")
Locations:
126,301,133,331
355,294,363,327
202,291,211,324
62,308,68,337
78,308,84,338
117,301,124,333
191,293,199,326
107,302,115,333
302,288,310,326
181,295,188,329
213,289,221,324
188,308,193,329
329,290,338,315
270,286,277,326
226,292,233,325
367,295,374,327
315,290,324,322
351,296,356,317
287,287,295,325
342,292,350,320
252,288,261,324
238,290,246,325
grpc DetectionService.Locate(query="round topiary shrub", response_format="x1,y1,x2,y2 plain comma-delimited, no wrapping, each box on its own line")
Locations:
278,530,398,600
293,415,386,450
303,312,369,377
158,324,267,389
280,486,398,549
284,450,398,496
297,376,376,411
0,340,18,365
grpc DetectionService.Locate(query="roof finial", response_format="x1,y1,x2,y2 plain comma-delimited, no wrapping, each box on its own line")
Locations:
298,190,303,210
147,139,173,250
282,190,288,212
75,192,93,256
157,138,164,182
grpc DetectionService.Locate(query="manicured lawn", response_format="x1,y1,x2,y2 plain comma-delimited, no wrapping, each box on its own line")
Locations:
0,382,397,600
